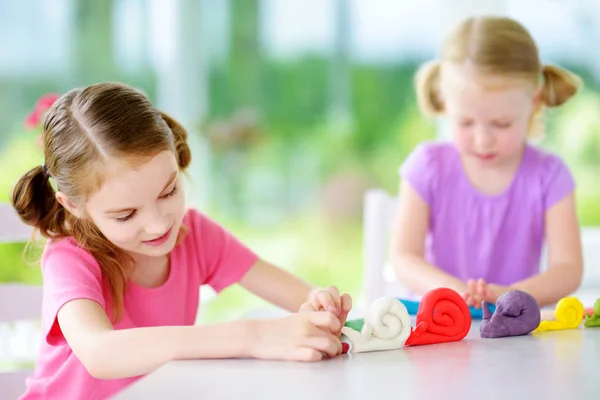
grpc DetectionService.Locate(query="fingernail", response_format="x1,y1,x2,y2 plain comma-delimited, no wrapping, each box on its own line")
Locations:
341,343,350,354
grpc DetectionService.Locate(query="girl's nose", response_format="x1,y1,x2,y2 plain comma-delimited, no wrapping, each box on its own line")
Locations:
146,209,170,235
474,127,494,150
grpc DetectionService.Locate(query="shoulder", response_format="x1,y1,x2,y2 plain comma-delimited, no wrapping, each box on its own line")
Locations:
179,208,221,239
176,208,230,256
525,145,573,182
41,237,102,281
400,140,457,181
524,145,575,208
399,140,457,205
40,238,106,319
407,140,453,161
180,207,202,233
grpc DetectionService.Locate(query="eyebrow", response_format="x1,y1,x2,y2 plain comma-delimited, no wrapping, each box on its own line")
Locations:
104,171,178,214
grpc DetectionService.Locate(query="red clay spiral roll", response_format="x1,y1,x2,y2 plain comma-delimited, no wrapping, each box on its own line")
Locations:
405,287,472,346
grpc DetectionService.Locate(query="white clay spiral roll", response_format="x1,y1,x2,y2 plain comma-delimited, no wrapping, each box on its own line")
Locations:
341,297,412,353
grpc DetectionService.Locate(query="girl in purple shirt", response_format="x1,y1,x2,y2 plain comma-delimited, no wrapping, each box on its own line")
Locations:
392,16,584,308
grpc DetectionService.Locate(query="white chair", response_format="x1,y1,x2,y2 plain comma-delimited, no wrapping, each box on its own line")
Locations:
362,189,407,305
0,204,41,400
361,188,600,305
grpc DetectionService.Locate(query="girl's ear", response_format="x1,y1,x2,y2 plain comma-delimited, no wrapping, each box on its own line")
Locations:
55,192,83,219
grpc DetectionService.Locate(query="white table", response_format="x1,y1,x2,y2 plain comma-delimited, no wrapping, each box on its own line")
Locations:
115,321,600,400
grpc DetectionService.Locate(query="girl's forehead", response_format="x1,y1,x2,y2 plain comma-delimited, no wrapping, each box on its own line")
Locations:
440,66,536,117
441,62,537,92
85,151,178,211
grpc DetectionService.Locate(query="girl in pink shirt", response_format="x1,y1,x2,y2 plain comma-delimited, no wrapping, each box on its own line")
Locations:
12,83,351,400
392,16,584,309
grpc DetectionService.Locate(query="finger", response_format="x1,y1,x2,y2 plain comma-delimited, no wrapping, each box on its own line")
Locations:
465,294,476,307
305,334,342,358
466,293,480,308
299,302,317,313
473,294,483,308
483,288,497,303
470,291,483,308
477,279,487,297
338,294,352,329
307,311,342,333
463,293,472,305
291,347,323,362
312,291,339,315
467,279,477,295
326,286,342,311
340,293,352,314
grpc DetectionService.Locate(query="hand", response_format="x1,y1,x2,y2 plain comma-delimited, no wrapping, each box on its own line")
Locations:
249,312,343,362
462,279,510,308
300,286,352,335
486,284,510,303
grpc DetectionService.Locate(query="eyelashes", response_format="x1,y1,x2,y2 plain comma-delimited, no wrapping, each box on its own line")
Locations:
115,185,178,223
116,211,136,223
160,185,178,200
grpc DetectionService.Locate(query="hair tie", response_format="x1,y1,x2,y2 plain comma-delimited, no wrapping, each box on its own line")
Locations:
42,164,48,177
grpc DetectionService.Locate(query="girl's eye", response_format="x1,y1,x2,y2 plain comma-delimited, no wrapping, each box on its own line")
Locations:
458,120,473,127
160,185,178,200
116,211,136,223
493,122,512,129
114,185,177,223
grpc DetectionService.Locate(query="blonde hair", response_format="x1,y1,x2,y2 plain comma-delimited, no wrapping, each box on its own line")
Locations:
415,16,582,138
11,82,192,322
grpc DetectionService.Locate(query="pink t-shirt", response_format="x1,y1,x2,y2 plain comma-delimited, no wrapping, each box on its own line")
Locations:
20,208,258,400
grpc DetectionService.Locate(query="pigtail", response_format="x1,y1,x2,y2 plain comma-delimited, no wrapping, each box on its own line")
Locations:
527,65,582,140
160,111,191,169
414,60,444,116
11,165,67,238
541,65,582,107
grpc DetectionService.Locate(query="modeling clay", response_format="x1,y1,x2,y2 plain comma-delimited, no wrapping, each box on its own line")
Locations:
534,297,584,332
404,287,472,346
584,298,600,328
341,297,412,353
480,290,540,338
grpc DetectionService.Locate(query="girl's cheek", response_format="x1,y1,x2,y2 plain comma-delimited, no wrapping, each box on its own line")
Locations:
98,221,140,244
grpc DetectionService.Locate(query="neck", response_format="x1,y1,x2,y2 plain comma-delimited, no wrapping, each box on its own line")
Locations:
460,144,527,196
126,252,170,288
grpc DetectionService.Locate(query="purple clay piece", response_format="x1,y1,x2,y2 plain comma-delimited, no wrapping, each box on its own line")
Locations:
480,290,541,338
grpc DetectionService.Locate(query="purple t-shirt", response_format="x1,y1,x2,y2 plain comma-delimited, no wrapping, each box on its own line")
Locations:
399,141,575,285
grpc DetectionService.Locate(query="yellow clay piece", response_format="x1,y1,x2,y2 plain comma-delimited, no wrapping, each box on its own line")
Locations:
534,297,584,332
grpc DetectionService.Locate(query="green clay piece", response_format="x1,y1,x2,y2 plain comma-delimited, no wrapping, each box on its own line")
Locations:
584,298,600,328
344,318,365,332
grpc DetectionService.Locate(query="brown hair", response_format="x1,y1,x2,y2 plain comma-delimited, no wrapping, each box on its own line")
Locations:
11,82,191,321
415,16,582,138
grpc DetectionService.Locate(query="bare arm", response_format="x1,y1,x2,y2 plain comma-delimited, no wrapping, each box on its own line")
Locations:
238,259,315,312
511,193,583,306
59,298,344,379
57,300,253,380
391,179,467,294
